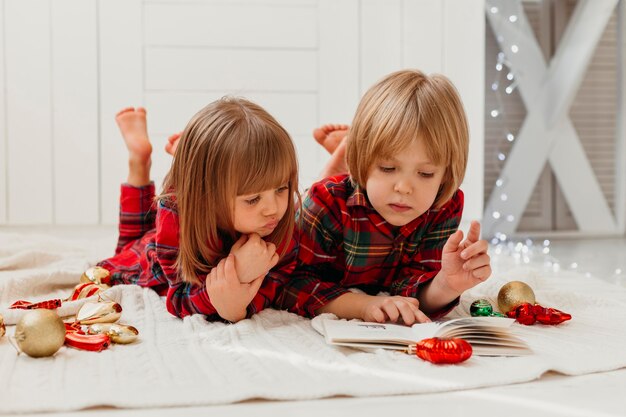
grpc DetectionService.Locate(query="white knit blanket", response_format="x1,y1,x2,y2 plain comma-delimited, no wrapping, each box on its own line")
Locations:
1,230,626,414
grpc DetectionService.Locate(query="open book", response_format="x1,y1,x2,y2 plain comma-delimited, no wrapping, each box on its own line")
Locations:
321,316,532,356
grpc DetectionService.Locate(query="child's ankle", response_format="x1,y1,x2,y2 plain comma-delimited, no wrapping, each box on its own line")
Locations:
127,159,152,187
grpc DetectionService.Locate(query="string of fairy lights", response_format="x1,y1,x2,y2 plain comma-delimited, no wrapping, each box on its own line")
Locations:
486,3,521,244
484,2,625,286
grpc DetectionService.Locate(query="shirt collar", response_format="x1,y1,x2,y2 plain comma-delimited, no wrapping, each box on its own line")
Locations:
346,180,370,208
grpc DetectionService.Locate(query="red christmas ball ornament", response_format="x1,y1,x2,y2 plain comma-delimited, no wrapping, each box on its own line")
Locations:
415,337,473,364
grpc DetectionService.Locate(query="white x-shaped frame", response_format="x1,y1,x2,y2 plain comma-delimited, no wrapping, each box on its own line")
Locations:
483,0,621,236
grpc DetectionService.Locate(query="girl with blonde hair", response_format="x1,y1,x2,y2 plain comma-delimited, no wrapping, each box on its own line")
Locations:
97,97,300,322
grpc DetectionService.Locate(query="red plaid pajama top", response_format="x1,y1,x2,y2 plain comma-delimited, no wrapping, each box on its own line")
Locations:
98,183,297,320
275,174,463,319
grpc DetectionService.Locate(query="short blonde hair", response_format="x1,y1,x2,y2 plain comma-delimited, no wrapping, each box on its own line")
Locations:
161,97,300,284
346,69,469,208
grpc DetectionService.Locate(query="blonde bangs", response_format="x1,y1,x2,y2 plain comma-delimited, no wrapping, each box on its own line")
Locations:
235,141,295,197
347,69,469,207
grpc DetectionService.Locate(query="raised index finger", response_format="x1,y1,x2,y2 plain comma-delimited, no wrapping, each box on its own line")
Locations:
465,220,481,244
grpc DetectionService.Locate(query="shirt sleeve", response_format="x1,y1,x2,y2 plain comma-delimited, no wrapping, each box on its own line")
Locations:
155,198,219,319
276,183,351,317
389,190,464,319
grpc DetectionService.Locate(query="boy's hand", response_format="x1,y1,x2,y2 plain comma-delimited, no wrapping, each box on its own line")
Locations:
440,220,491,294
230,233,279,283
205,254,264,322
361,295,431,325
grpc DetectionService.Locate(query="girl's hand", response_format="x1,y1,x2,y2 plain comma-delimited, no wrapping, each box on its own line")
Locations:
361,295,430,325
230,234,279,283
439,221,491,294
205,254,264,322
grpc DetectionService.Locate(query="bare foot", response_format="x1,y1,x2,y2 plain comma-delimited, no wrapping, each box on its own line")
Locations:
313,124,349,154
116,107,152,163
116,107,152,186
319,137,348,179
164,132,182,156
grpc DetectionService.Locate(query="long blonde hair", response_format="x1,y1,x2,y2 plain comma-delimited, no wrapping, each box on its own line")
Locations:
161,97,300,284
346,69,469,208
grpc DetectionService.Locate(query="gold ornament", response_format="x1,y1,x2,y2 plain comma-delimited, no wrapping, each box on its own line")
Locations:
87,323,139,344
0,314,5,338
80,266,111,285
76,301,122,324
497,281,536,314
14,310,66,358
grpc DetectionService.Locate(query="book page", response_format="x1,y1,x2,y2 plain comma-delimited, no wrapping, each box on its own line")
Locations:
410,316,513,338
322,317,532,356
411,316,531,354
322,319,438,346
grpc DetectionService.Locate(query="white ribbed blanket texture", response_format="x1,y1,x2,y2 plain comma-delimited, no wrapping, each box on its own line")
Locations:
1,230,625,414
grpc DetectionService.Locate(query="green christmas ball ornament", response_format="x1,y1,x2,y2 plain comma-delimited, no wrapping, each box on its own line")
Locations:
470,299,494,317
15,310,66,358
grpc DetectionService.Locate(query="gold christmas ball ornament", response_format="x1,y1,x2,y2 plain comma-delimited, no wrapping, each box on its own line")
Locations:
14,310,66,358
497,281,536,314
0,314,5,338
80,266,111,285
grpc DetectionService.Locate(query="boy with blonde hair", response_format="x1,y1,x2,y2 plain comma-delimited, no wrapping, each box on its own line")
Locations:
277,69,491,324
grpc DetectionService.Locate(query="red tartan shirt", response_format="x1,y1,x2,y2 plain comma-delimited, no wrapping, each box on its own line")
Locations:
98,183,297,320
275,174,463,319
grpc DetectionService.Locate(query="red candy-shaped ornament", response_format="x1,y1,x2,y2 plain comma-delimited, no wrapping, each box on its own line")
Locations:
508,303,536,325
414,337,473,364
64,322,111,352
10,298,62,310
534,305,572,324
507,302,571,325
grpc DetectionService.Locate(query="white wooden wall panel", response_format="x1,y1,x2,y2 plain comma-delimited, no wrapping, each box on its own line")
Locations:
144,3,317,48
0,0,485,225
360,0,403,90
146,92,317,137
443,0,485,223
0,0,6,224
403,0,443,73
318,0,359,124
317,0,360,186
5,0,53,224
98,0,143,225
147,0,316,5
51,0,99,224
145,49,317,92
